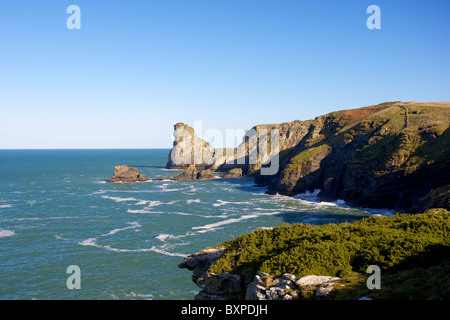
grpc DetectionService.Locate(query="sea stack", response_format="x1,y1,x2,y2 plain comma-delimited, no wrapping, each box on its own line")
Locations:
107,165,149,182
166,122,215,170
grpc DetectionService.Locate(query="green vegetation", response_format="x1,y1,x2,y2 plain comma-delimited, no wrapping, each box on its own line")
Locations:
284,144,330,173
345,103,450,172
209,208,450,299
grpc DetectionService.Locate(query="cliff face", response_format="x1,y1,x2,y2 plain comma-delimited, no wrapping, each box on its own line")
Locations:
166,122,215,170
167,102,450,212
259,102,450,212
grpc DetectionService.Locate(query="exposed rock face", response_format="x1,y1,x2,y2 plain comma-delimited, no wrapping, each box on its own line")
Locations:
171,165,215,181
245,272,340,300
258,102,450,212
107,165,149,182
167,102,450,212
179,248,341,300
178,248,242,299
197,169,215,180
167,122,215,170
197,272,241,296
220,168,243,179
172,164,199,181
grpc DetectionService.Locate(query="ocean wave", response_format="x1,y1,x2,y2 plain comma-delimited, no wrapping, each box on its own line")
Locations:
123,292,154,299
100,222,141,236
101,196,138,202
55,234,69,241
0,204,13,208
0,229,15,238
292,189,321,201
127,209,153,214
79,237,97,246
192,214,259,231
135,200,162,206
78,237,186,257
212,200,252,207
186,199,201,205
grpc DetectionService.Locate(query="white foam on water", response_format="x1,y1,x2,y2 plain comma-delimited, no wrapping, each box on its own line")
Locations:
192,214,259,231
293,189,321,201
101,222,141,237
135,200,162,206
157,184,187,192
55,234,69,241
0,204,13,208
124,292,153,299
102,196,138,202
156,234,172,241
212,200,252,207
0,229,15,238
79,237,97,246
186,199,201,205
78,238,187,257
171,212,193,216
212,200,228,207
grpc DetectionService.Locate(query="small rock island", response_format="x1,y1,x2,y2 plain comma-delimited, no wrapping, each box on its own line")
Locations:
107,165,149,182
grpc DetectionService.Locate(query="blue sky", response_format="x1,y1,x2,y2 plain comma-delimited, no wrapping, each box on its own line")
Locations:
0,0,449,148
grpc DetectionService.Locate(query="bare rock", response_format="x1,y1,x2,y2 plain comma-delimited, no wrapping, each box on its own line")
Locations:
198,169,215,180
173,164,198,181
198,272,241,296
166,122,215,170
221,168,243,179
107,165,149,182
178,248,224,282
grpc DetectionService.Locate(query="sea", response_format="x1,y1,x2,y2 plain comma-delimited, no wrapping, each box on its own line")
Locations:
0,149,393,300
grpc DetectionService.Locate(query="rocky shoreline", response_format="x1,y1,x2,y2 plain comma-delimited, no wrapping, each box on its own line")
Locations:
165,102,450,213
107,164,243,183
178,248,344,300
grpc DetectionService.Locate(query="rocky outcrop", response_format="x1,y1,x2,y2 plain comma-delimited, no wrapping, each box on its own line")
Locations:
171,165,215,181
245,272,340,300
107,165,149,182
167,122,215,170
179,248,342,300
166,102,449,212
178,248,241,299
179,249,342,300
197,169,215,180
172,165,200,181
258,102,450,212
220,168,243,179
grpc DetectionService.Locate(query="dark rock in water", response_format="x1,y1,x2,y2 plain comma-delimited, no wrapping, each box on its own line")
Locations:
107,165,149,182
172,165,215,181
198,169,215,180
173,165,198,181
221,168,243,179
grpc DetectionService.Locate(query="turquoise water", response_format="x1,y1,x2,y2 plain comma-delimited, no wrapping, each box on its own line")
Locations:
0,149,392,300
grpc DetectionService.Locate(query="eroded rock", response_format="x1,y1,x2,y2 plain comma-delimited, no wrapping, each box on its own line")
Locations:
107,165,149,182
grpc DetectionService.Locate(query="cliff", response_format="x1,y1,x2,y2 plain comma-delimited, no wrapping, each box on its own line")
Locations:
175,101,450,300
167,102,450,212
258,102,450,212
